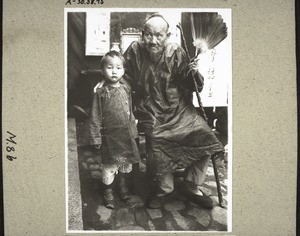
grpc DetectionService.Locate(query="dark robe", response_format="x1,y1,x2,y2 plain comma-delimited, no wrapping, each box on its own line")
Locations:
123,41,224,175
89,82,140,165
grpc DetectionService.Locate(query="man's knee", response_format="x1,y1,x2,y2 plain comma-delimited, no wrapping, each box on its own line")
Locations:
156,172,174,195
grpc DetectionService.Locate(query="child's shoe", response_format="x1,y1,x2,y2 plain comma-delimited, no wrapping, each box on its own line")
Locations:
118,173,131,200
103,188,115,209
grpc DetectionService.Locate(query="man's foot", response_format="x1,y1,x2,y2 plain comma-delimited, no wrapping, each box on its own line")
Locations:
148,195,167,209
181,182,213,209
103,188,115,209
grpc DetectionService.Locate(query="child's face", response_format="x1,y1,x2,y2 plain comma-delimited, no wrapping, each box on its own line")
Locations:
102,56,125,84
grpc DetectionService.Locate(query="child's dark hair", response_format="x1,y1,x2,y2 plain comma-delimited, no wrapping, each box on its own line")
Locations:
100,50,125,70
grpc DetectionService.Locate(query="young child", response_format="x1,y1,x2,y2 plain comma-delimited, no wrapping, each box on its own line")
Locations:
89,51,140,209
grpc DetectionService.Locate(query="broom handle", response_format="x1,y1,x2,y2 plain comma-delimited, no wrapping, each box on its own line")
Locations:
177,23,207,121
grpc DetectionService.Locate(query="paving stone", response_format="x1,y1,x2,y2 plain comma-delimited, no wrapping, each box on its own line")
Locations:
171,211,191,230
211,195,228,208
200,186,213,196
91,170,102,179
146,208,162,219
68,119,83,230
211,196,220,206
134,207,148,229
87,157,95,164
117,225,145,231
115,208,136,228
221,179,228,186
96,205,112,224
221,185,227,193
206,166,214,176
84,150,93,157
165,220,175,230
164,200,185,211
89,164,100,171
211,206,227,226
204,181,217,189
68,140,77,152
81,162,88,170
127,195,144,208
187,208,211,227
219,172,225,178
147,220,156,231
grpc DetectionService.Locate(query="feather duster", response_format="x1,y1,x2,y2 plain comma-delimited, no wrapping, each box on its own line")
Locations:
191,13,227,55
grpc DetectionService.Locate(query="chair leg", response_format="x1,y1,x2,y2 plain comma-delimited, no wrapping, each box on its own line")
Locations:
211,154,224,208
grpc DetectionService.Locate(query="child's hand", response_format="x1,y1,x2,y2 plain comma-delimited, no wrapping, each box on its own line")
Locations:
95,145,101,150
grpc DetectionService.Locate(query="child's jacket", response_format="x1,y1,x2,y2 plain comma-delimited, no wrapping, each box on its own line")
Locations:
89,82,140,165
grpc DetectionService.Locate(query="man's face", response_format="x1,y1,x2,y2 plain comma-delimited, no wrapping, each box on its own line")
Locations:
143,17,170,55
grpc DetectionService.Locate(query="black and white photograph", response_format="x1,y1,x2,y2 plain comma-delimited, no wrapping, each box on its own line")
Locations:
65,8,232,232
2,0,297,235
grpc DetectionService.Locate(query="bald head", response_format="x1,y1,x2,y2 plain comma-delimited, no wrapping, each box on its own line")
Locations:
142,15,170,56
144,14,169,32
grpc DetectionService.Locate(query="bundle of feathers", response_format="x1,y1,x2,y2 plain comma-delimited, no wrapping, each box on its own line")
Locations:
191,12,228,55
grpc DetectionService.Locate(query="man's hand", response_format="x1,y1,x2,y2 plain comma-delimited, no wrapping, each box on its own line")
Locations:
187,58,200,75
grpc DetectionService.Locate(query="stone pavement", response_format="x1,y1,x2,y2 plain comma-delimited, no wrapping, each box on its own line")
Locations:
74,119,229,232
67,118,83,230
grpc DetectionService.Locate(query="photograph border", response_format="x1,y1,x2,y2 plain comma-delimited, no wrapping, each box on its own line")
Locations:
65,7,232,234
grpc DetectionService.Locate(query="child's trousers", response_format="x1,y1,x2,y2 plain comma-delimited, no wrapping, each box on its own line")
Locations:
102,163,132,185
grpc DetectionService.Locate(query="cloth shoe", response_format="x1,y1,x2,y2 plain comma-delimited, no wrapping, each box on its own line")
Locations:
103,188,115,209
118,173,131,200
181,183,213,209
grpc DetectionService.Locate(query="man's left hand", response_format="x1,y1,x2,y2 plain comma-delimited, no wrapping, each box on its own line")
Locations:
187,58,200,75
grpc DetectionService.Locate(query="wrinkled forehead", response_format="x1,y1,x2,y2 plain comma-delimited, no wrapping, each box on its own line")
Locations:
144,17,169,34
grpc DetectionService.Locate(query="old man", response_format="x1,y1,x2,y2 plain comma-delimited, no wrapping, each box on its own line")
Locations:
123,13,224,209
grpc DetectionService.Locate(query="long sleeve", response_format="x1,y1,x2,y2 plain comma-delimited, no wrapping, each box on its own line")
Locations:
122,41,141,91
186,70,204,92
89,91,102,145
175,46,204,92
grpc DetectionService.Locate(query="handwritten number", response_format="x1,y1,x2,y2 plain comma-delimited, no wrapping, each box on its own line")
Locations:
6,146,15,152
6,155,17,161
66,0,103,4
